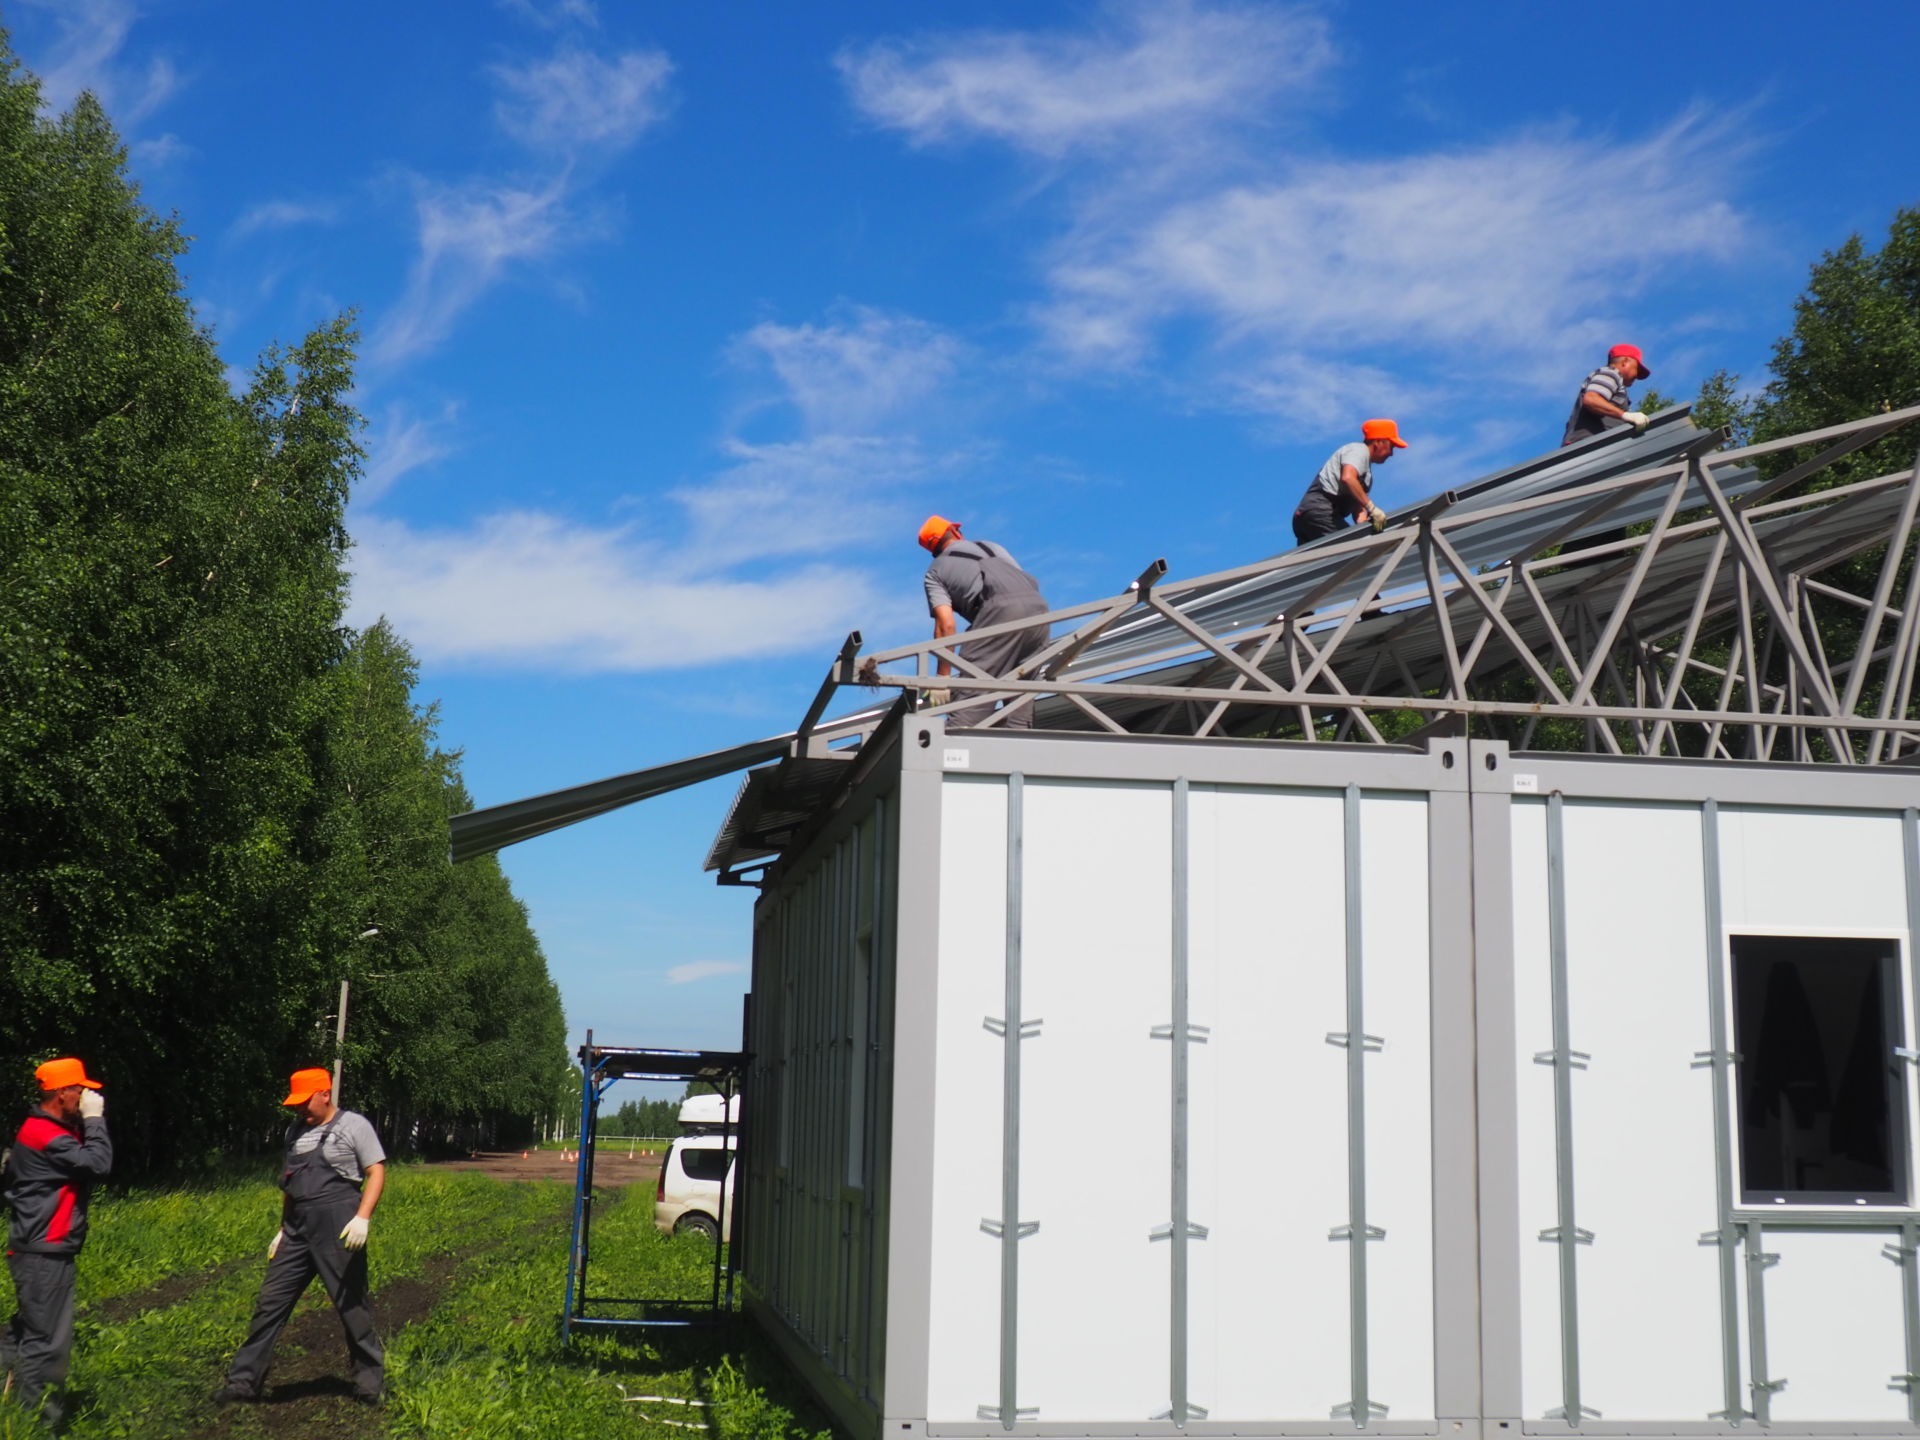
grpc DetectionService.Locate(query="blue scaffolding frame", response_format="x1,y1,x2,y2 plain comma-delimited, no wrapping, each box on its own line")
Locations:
560,1029,749,1340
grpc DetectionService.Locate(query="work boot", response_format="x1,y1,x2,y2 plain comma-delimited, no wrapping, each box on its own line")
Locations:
211,1384,261,1404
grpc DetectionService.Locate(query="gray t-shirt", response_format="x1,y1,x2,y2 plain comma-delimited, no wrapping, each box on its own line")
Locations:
287,1110,385,1184
1311,441,1374,501
923,540,1038,622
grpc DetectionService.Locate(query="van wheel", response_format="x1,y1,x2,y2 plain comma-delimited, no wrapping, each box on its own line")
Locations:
675,1213,719,1242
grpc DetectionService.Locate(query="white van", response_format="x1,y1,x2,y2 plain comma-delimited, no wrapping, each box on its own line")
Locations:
653,1094,738,1241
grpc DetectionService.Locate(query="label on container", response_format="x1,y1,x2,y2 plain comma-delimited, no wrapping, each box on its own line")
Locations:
1512,772,1539,793
942,748,971,769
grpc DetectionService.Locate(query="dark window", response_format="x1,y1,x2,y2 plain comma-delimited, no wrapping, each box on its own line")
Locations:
1730,934,1908,1206
679,1146,734,1184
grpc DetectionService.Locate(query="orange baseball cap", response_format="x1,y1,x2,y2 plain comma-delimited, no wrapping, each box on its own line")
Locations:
35,1057,102,1091
282,1067,333,1106
1361,418,1408,449
918,515,959,552
1608,343,1650,377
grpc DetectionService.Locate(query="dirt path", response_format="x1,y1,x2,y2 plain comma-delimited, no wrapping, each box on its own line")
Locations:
425,1148,663,1187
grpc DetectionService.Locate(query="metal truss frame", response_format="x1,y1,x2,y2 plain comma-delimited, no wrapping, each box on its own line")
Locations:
827,407,1920,764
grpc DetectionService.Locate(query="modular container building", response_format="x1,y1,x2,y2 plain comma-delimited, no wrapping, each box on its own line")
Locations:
450,405,1920,1440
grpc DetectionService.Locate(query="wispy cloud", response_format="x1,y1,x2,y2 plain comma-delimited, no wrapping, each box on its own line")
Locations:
843,2,1755,436
838,0,1330,159
129,131,189,168
230,199,340,241
497,0,600,29
665,960,748,985
492,46,673,153
359,401,462,504
736,305,966,435
369,174,574,367
349,305,969,672
19,0,182,125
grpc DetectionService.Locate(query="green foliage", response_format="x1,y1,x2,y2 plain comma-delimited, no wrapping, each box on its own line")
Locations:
1637,387,1677,414
0,38,569,1166
1690,368,1758,449
605,1095,685,1137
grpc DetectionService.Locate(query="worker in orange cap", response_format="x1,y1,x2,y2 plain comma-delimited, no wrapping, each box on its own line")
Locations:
917,516,1052,728
1562,343,1652,446
215,1068,387,1407
1,1057,112,1430
1291,420,1404,545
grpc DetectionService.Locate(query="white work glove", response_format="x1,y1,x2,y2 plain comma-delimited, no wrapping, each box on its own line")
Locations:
1368,505,1388,533
339,1215,370,1250
79,1090,104,1119
925,688,952,709
1621,410,1650,431
266,1228,284,1260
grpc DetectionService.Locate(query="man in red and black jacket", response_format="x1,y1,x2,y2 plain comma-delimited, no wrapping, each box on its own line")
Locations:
2,1057,112,1429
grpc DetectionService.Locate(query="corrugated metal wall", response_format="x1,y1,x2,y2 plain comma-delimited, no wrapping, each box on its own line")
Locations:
745,783,896,1420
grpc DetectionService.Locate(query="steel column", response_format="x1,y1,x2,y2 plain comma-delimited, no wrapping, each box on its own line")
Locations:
1695,800,1747,1422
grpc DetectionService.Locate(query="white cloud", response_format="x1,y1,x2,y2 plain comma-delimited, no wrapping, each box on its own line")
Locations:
21,0,181,126
665,960,748,985
497,0,599,29
347,507,882,673
230,199,340,240
492,46,673,153
360,401,461,504
130,131,189,168
838,0,1330,159
369,175,573,367
736,306,965,435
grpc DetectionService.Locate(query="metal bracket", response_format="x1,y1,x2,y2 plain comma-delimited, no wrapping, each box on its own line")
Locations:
1751,1379,1787,1397
1699,1228,1738,1248
980,1219,1040,1240
1893,1375,1920,1394
1150,1221,1210,1241
1747,1249,1780,1270
1540,1226,1596,1245
1330,1223,1387,1242
1150,1022,1211,1042
1691,1048,1739,1069
1331,1400,1390,1426
983,1016,1043,1038
1152,1403,1210,1423
1898,1048,1920,1065
977,1406,1039,1424
1545,1405,1602,1422
1327,1031,1385,1052
1534,1048,1591,1070
1887,1242,1918,1265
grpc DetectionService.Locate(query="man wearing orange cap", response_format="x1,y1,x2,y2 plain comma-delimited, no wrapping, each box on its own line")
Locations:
1291,420,1404,545
1562,343,1652,446
918,516,1052,728
215,1068,387,1407
1,1057,112,1429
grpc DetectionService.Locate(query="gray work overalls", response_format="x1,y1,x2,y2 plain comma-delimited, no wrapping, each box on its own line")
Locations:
950,541,1050,728
223,1118,383,1400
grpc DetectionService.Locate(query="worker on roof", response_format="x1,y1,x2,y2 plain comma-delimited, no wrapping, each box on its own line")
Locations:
2,1057,112,1431
1291,420,1403,545
216,1069,387,1408
918,516,1052,729
1562,344,1652,446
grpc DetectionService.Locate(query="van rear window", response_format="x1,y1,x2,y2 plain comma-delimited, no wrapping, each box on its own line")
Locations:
680,1147,734,1183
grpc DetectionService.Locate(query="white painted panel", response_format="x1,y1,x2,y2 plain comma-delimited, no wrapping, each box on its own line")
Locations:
1559,802,1722,1420
1719,808,1906,935
1766,1229,1908,1420
926,777,1011,1422
1188,785,1352,1421
1510,799,1562,1420
1018,780,1173,1422
1360,794,1436,1420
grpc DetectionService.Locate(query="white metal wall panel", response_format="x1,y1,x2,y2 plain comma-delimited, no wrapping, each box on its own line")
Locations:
1765,1229,1909,1420
926,777,1012,1423
1186,785,1351,1421
1718,807,1908,935
1510,799,1560,1422
1561,801,1722,1419
1358,793,1437,1420
1017,779,1173,1423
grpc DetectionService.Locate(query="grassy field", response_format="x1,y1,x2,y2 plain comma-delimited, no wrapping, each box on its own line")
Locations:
0,1167,834,1440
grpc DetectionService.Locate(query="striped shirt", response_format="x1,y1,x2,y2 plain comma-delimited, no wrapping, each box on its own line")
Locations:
1561,365,1633,446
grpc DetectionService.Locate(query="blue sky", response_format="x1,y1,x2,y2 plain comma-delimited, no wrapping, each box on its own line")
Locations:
12,0,1920,1075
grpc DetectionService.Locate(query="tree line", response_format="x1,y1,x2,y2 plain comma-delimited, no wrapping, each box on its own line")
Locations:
0,43,571,1171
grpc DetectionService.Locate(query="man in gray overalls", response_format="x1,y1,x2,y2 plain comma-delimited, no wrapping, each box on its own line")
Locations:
918,515,1052,729
215,1068,387,1407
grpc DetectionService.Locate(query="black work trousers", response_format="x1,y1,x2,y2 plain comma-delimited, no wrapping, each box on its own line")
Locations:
3,1252,77,1424
1291,508,1345,545
224,1195,382,1399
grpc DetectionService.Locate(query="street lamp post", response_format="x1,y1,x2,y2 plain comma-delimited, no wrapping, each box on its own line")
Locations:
332,928,382,1100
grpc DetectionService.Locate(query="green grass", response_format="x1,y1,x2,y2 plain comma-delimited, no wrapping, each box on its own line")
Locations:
0,1168,834,1440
